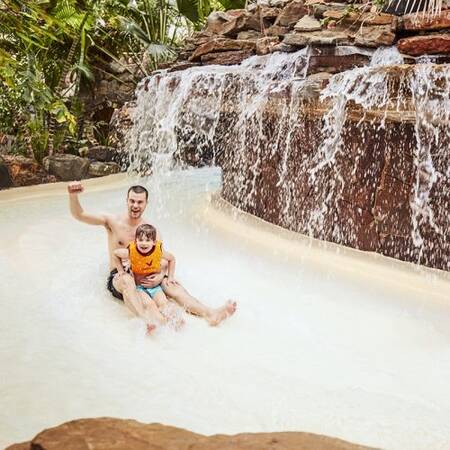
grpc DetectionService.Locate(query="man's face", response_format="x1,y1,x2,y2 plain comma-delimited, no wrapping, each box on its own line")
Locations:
127,191,147,219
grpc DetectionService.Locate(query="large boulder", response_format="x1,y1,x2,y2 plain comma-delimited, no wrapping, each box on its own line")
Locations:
1,155,56,187
43,154,90,181
0,159,13,189
6,418,377,450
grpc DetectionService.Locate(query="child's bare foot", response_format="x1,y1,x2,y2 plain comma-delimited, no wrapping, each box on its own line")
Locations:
146,323,157,335
207,300,237,326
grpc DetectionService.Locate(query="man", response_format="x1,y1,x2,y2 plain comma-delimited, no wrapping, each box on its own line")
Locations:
68,181,236,326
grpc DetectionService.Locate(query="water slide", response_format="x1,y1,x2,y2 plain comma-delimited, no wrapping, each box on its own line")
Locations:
1,168,449,450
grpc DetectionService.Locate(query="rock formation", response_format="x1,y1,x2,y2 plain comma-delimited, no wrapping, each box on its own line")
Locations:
6,418,378,450
121,0,449,270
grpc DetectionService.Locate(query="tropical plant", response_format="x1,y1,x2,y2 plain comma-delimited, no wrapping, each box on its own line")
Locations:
0,0,244,159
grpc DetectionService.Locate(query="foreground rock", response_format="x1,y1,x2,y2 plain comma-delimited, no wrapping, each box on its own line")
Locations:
6,418,378,450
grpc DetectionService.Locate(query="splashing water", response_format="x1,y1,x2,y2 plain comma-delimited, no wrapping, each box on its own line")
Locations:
313,49,449,261
126,46,450,269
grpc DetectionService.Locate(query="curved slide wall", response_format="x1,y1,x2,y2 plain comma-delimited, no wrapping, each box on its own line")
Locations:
1,170,450,450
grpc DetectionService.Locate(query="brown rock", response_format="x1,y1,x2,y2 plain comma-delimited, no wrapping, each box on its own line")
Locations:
353,25,396,48
222,12,262,37
237,30,264,40
206,11,234,34
43,154,91,181
397,9,450,31
0,159,13,189
294,15,322,31
256,36,280,54
5,444,29,450
311,2,347,19
275,0,308,27
323,10,394,26
307,48,370,74
185,31,215,46
270,42,298,52
260,6,282,20
6,418,378,450
1,155,56,187
283,29,351,46
190,38,256,61
201,49,255,65
265,24,290,36
397,34,450,56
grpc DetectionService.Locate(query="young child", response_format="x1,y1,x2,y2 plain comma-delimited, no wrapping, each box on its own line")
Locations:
114,224,183,330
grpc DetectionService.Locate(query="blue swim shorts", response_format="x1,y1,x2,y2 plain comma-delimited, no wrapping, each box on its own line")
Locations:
137,284,163,299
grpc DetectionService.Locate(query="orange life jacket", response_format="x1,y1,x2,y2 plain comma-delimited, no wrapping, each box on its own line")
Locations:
128,240,163,276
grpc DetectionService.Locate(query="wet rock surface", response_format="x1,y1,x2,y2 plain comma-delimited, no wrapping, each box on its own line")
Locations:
397,34,450,56
6,418,377,450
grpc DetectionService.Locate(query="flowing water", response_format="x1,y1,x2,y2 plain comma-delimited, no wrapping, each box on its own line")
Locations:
1,45,450,450
1,170,450,450
127,47,450,269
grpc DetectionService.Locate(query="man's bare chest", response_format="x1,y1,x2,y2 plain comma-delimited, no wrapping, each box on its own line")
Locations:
111,223,138,248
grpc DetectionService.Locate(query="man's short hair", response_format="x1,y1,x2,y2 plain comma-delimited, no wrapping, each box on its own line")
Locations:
128,185,148,200
135,223,157,241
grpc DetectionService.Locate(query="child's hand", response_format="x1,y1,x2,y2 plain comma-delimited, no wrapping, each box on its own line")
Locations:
122,259,130,272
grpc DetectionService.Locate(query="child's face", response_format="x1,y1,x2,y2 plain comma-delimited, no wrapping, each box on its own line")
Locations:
136,235,155,253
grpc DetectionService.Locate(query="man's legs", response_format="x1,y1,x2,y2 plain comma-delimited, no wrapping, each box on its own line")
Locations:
161,279,236,326
112,273,159,332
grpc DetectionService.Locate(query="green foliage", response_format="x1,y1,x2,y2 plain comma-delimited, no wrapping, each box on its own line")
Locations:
216,0,245,10
0,0,237,159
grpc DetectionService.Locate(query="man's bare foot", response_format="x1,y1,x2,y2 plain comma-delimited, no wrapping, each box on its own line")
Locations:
207,300,237,326
146,323,157,335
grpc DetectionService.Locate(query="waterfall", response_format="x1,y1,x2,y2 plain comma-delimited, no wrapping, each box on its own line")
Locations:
126,46,450,270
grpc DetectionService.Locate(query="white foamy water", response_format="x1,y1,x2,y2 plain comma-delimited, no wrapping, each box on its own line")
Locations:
1,169,450,450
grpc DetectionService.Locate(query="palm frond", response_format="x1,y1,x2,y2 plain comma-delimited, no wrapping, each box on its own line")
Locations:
176,0,200,24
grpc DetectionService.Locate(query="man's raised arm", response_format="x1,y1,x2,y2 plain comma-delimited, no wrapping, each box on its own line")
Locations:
68,181,108,226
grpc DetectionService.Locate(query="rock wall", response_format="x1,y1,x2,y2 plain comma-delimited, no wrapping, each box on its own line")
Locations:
6,418,377,450
209,64,450,272
175,1,450,67
114,0,449,271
